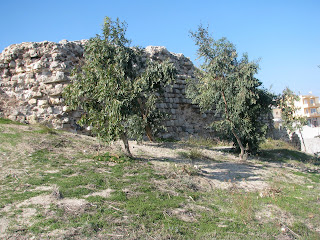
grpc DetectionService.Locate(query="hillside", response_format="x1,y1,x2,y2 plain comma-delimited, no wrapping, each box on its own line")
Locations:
0,118,320,239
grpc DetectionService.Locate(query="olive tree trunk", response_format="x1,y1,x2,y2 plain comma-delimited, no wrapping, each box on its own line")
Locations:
120,132,132,157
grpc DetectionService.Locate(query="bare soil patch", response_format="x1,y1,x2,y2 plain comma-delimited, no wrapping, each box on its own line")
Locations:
129,141,271,192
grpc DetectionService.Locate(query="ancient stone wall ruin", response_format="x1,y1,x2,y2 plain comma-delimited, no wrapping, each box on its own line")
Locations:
0,40,217,139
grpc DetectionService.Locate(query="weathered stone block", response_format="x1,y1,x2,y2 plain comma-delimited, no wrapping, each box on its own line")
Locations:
9,61,16,68
33,62,42,71
32,92,43,98
186,128,194,134
38,99,48,107
26,114,38,124
28,99,37,105
174,89,180,94
29,49,39,58
49,97,61,105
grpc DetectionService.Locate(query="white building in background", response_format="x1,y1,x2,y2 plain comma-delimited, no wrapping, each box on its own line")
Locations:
271,93,320,154
294,94,320,127
272,94,320,128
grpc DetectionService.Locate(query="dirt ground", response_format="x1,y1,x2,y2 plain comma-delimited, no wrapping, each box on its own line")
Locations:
128,141,272,192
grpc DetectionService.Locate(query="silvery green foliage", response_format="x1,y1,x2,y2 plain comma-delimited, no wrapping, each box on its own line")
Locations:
64,17,176,153
186,25,272,156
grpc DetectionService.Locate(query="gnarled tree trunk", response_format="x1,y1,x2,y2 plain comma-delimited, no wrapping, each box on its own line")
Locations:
221,90,246,160
120,132,132,157
145,123,154,142
137,97,155,142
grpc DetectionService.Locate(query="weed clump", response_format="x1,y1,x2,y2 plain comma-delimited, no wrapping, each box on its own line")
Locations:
51,185,63,199
177,149,206,160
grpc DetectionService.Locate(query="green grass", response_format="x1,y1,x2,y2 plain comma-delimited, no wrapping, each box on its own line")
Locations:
260,148,314,162
0,191,47,207
259,139,316,163
31,149,51,163
94,151,132,163
33,125,58,135
0,117,25,125
292,171,320,183
260,138,295,150
0,131,23,147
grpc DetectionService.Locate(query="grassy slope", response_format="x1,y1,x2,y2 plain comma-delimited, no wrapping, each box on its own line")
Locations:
0,118,320,239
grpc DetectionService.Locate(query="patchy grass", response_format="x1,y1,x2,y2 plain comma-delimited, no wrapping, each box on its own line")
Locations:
177,148,206,160
260,138,296,150
259,139,316,164
0,117,25,125
31,149,51,163
0,120,320,239
260,148,314,162
0,131,23,147
292,171,320,183
182,136,231,149
34,125,58,135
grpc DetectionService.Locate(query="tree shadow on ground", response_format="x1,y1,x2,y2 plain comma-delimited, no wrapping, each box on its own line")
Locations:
143,141,237,154
133,142,266,187
199,162,264,183
143,141,191,150
258,148,318,164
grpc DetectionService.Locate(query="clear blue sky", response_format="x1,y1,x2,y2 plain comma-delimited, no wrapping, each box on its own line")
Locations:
1,0,319,95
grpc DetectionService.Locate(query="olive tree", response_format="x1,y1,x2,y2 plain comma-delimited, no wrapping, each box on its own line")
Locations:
186,25,272,159
63,17,176,156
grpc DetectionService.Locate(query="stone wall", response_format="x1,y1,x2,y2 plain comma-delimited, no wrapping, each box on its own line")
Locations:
0,40,217,139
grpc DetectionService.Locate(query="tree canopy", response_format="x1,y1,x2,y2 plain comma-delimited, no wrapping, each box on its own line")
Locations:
63,17,176,156
186,25,273,159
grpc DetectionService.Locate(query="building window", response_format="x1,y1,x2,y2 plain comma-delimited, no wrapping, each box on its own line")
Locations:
304,99,308,104
310,99,314,104
305,109,309,114
311,108,316,114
